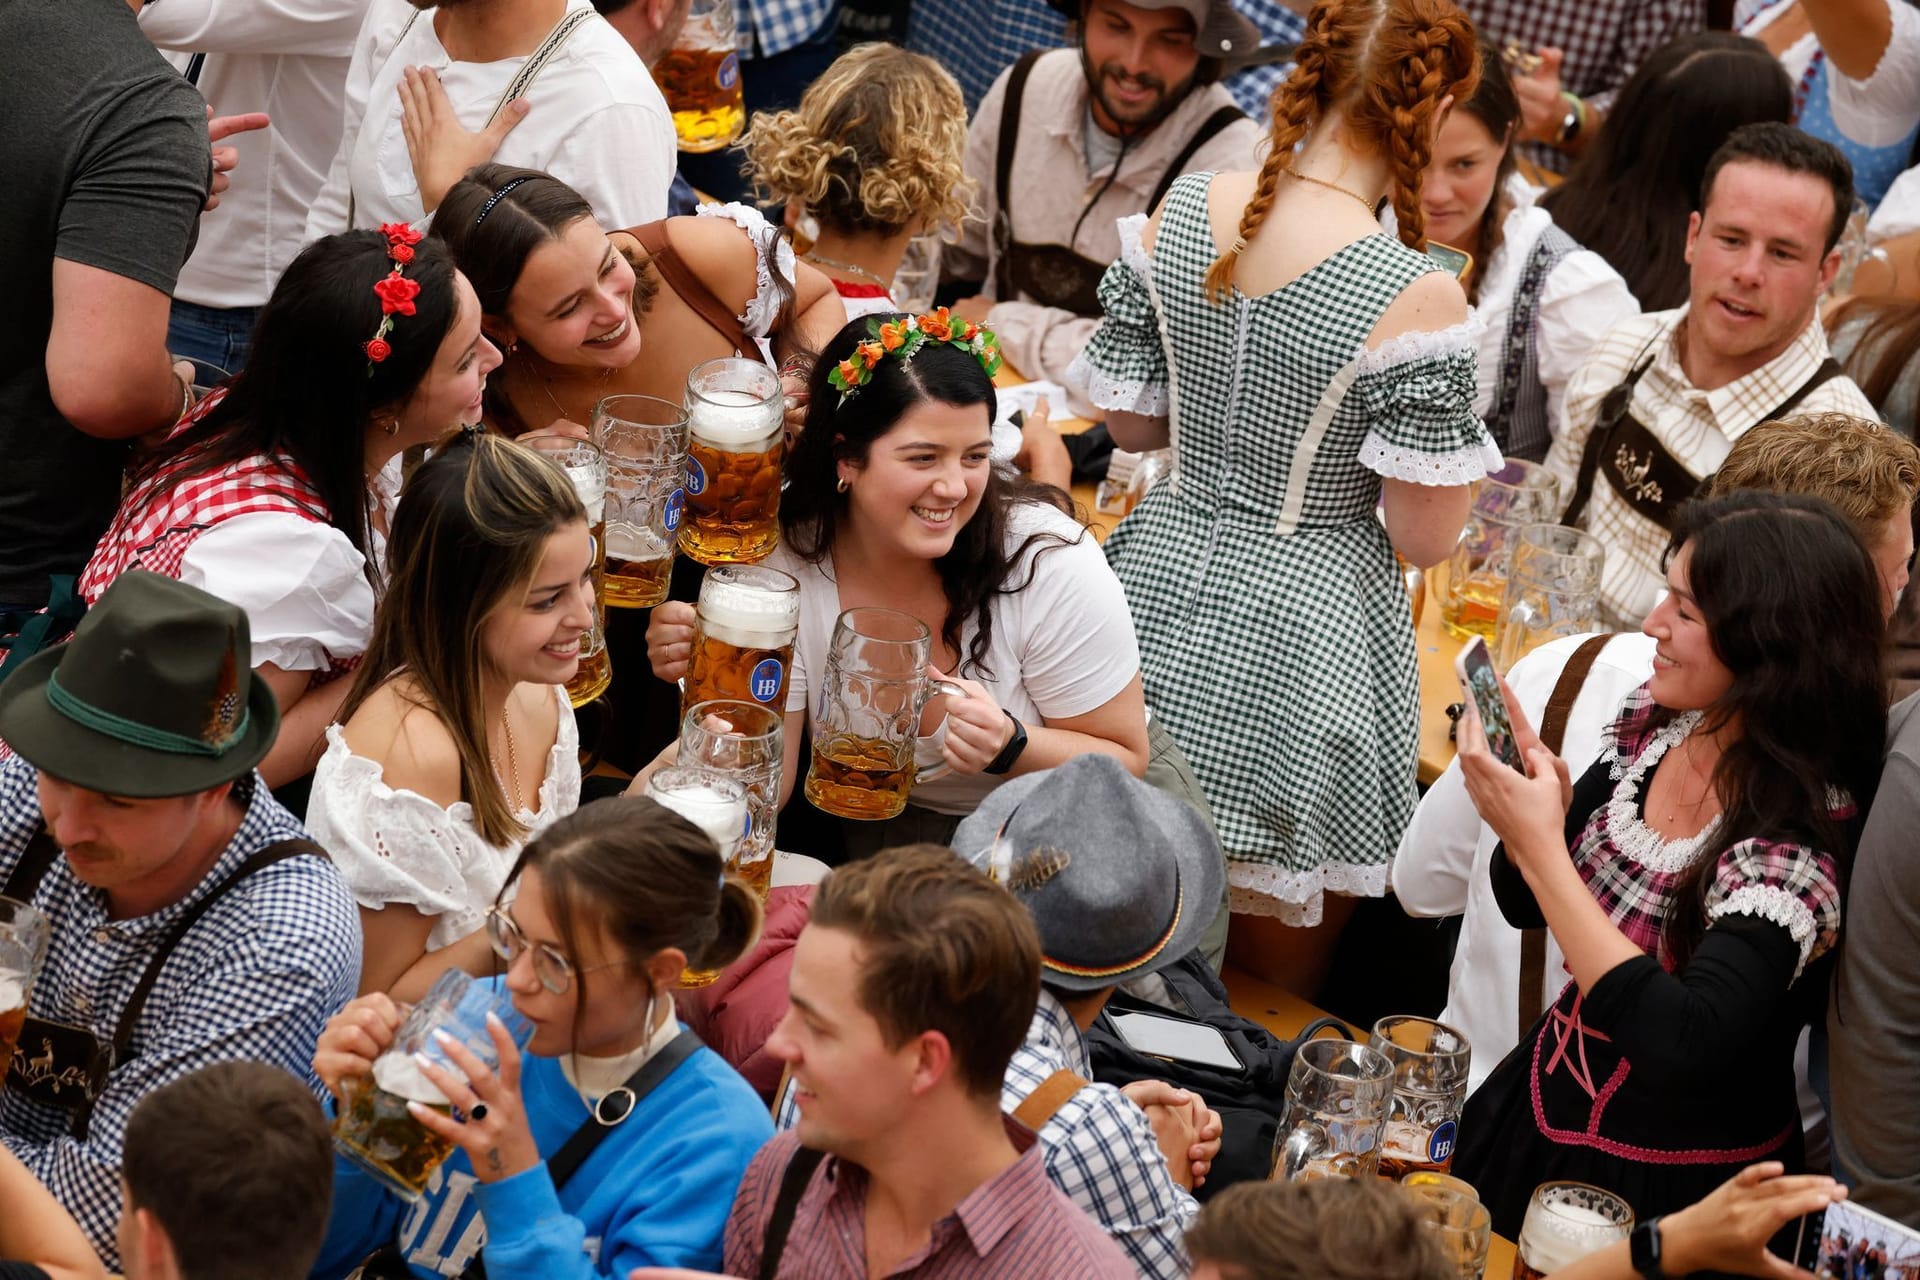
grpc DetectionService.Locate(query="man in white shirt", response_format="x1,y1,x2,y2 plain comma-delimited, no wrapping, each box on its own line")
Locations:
141,0,370,380
306,0,674,240
1398,412,1920,1092
1546,123,1878,628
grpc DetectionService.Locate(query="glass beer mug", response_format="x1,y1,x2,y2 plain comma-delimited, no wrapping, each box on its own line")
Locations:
646,767,750,989
681,358,785,566
1370,1015,1471,1180
680,700,784,901
522,435,612,706
593,394,689,609
682,565,800,715
1441,459,1561,642
1271,1039,1395,1182
0,898,50,1091
804,607,964,822
1512,1182,1634,1279
651,0,745,153
1493,524,1605,672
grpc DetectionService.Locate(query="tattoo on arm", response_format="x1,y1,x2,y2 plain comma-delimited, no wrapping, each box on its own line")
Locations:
485,1147,504,1176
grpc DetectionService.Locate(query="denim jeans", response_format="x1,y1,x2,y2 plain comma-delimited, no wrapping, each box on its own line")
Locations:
167,297,262,388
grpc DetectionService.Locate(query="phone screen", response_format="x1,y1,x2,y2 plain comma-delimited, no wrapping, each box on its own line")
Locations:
1110,1011,1245,1072
1456,637,1523,771
1426,241,1474,282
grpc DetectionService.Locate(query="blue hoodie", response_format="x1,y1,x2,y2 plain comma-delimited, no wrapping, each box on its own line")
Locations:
311,1025,772,1279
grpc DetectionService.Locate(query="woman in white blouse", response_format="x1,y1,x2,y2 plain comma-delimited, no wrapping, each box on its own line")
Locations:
1419,47,1639,462
309,431,590,999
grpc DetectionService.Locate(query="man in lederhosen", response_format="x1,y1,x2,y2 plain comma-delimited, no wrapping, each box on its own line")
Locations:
943,0,1265,416
0,572,358,1272
1547,122,1879,627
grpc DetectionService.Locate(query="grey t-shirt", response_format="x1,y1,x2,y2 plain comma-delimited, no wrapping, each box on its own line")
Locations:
0,0,210,608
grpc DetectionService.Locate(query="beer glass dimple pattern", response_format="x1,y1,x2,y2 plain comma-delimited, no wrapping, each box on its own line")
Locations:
681,359,784,566
1371,1015,1471,1180
682,565,800,715
680,700,783,886
1512,1182,1634,1279
522,436,612,706
1493,525,1605,672
651,0,745,153
331,970,532,1201
594,395,689,609
1271,1039,1395,1183
1405,1182,1493,1280
645,768,749,989
0,897,49,1093
1441,459,1562,641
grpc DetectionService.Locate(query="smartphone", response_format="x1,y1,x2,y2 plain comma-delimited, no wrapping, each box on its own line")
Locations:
1427,241,1474,282
1109,1011,1245,1072
1454,636,1523,772
1802,1196,1920,1276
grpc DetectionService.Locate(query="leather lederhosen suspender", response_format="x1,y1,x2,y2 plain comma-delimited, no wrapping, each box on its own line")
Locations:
991,52,1244,317
1563,348,1845,532
628,220,762,361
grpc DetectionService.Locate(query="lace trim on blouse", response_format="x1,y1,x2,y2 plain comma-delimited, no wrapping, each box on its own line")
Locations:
1072,359,1171,416
1711,884,1820,982
1356,432,1501,486
1353,315,1485,377
1604,710,1723,873
1115,212,1153,277
695,201,796,338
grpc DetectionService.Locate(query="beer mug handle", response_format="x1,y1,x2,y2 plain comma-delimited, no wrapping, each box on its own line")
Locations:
911,680,969,783
1275,1119,1326,1181
1496,601,1540,672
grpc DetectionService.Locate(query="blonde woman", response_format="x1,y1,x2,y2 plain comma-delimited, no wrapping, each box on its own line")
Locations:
742,43,972,320
308,432,592,999
1069,0,1498,992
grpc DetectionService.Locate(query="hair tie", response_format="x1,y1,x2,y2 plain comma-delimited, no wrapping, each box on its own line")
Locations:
474,177,533,228
1230,235,1247,255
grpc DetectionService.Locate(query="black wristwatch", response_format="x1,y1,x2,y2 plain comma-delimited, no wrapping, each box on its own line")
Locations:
1629,1217,1665,1278
983,713,1029,775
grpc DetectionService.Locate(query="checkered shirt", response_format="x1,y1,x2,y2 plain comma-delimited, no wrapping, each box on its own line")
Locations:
1543,308,1878,627
772,989,1198,1277
0,756,360,1270
907,0,1068,111
737,0,835,58
1568,684,1844,980
1462,0,1702,172
1221,0,1308,121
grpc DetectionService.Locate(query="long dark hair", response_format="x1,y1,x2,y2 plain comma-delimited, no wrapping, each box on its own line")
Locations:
1652,492,1886,966
1455,41,1520,306
1827,296,1920,426
125,231,461,574
1541,33,1791,311
782,316,1074,678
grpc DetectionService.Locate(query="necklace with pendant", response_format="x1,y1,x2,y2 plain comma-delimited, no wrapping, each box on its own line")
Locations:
804,250,889,287
1284,169,1380,215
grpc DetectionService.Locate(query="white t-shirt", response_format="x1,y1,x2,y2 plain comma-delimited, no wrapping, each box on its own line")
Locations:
306,0,673,239
141,0,368,309
766,502,1141,816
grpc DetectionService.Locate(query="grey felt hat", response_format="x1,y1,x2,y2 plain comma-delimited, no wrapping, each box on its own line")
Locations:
954,754,1224,993
1046,0,1264,60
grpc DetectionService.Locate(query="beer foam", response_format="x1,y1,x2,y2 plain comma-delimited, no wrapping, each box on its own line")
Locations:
564,463,607,520
607,523,671,561
0,976,24,1010
698,575,799,647
690,388,782,451
1518,1201,1628,1271
653,784,749,855
372,1052,451,1107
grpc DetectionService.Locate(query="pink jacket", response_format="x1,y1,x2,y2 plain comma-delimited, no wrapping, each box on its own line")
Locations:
676,884,813,1100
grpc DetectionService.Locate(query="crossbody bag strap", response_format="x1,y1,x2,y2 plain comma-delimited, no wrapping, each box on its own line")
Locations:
757,1144,829,1280
1562,340,1660,527
1516,634,1617,1041
630,221,758,358
1757,356,1844,424
992,51,1045,304
487,7,597,127
1,823,60,903
1146,105,1245,214
1010,1067,1089,1132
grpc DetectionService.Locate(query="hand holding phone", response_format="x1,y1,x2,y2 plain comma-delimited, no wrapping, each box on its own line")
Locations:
1454,636,1524,772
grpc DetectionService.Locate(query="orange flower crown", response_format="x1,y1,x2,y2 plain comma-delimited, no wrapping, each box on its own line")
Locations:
364,222,424,375
827,310,1003,407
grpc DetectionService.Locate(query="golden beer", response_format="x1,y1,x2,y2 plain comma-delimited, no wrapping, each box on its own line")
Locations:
681,432,783,565
686,633,795,713
566,644,612,708
1441,573,1504,641
805,736,915,820
604,524,674,608
1512,1263,1548,1280
332,1056,457,1202
654,45,746,153
0,989,25,1089
731,848,774,900
1378,1120,1451,1181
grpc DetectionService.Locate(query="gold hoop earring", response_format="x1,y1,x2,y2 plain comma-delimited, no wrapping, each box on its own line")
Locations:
836,476,850,494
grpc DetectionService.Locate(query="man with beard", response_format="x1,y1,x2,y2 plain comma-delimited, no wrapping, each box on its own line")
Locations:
943,0,1262,416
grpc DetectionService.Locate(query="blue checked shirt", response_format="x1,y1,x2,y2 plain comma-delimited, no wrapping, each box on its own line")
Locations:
907,0,1069,112
737,0,836,58
0,757,360,1271
775,989,1198,1279
1222,0,1307,121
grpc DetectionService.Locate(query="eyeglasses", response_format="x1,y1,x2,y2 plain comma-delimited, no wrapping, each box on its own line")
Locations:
485,906,623,995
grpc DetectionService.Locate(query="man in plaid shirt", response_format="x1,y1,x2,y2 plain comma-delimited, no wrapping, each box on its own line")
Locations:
0,573,358,1272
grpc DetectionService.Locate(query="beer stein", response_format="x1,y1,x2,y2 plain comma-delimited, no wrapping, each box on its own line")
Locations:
804,607,965,822
891,231,943,313
1832,197,1893,295
1441,459,1561,642
651,0,745,153
1404,1182,1493,1280
682,565,800,715
645,768,750,989
680,700,784,898
0,898,50,1090
1271,1039,1395,1182
1494,525,1605,672
1512,1182,1634,1279
592,394,689,609
1371,1015,1471,1179
522,435,612,706
332,970,533,1201
681,358,785,566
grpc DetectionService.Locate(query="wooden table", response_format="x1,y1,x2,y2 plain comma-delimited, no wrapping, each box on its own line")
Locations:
1225,964,1518,1277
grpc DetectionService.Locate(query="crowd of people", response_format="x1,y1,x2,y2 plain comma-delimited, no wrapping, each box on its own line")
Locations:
8,0,1920,1275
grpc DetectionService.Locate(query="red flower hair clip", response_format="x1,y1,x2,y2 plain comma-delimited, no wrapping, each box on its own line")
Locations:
365,223,426,375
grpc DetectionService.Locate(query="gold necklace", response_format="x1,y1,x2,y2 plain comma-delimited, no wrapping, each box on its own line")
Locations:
804,250,889,287
528,358,615,429
1285,169,1379,215
495,704,522,813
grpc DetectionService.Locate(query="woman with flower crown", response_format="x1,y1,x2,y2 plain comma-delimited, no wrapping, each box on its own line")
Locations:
64,226,500,790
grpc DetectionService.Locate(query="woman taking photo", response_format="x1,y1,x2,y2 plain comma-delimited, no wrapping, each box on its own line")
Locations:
1452,492,1886,1236
65,227,499,787
311,796,771,1278
1419,44,1637,461
309,431,591,999
1069,0,1496,992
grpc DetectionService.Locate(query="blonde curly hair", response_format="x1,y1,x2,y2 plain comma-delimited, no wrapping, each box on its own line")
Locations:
742,43,972,238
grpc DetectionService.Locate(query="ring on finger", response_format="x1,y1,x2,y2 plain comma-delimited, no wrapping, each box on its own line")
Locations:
468,1103,489,1122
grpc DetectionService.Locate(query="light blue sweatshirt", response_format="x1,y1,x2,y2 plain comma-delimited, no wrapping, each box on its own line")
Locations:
311,1023,773,1279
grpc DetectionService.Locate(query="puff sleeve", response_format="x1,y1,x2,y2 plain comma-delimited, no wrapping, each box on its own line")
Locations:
1703,836,1844,983
1352,324,1502,486
1068,214,1170,417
